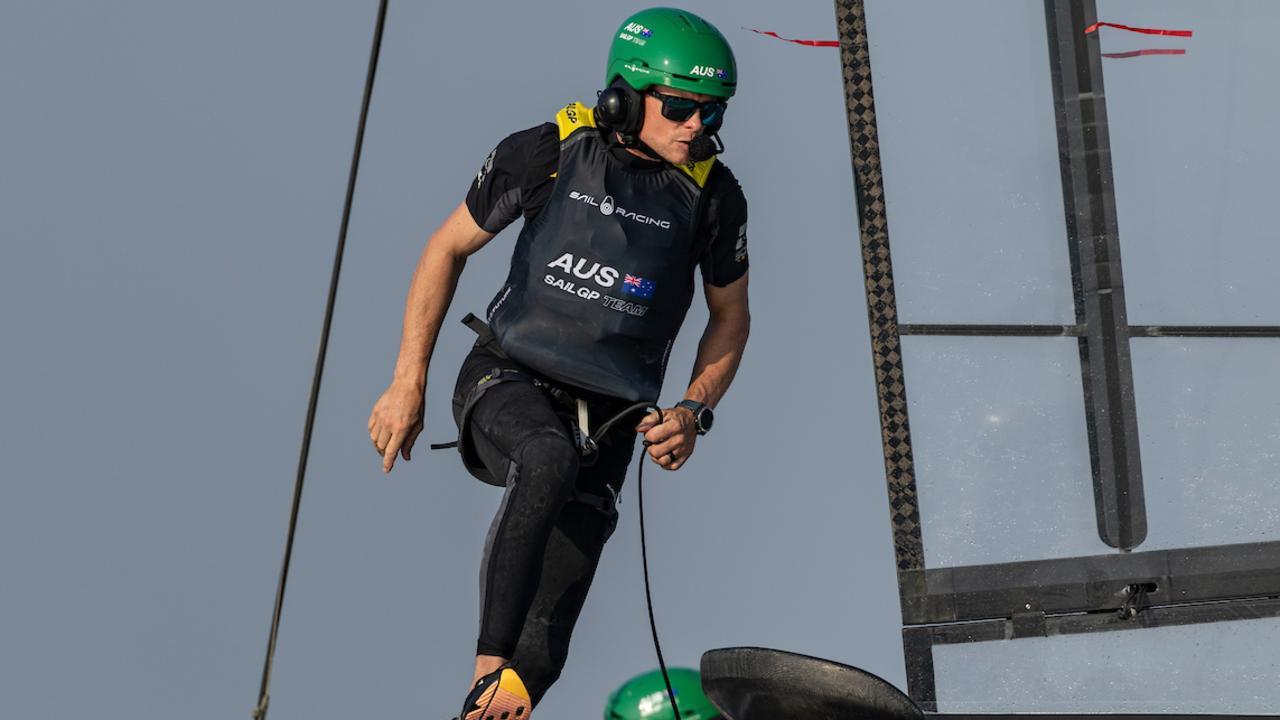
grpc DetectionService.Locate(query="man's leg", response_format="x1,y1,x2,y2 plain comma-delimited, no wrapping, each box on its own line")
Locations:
465,380,580,684
508,421,636,704
508,495,617,704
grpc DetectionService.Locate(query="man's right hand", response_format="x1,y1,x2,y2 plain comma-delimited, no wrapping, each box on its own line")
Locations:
368,382,425,473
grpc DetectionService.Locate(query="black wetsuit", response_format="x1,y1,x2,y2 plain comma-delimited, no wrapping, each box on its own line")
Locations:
452,105,748,704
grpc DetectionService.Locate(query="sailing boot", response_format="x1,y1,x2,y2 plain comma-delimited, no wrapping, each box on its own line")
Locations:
458,666,532,720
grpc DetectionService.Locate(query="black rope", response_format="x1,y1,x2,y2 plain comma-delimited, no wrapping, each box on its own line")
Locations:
252,2,389,718
585,401,656,452
638,407,682,720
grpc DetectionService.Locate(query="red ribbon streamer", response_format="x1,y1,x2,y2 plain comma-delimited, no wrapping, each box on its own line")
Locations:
747,23,1193,48
1103,48,1187,59
1085,21,1193,37
745,28,840,47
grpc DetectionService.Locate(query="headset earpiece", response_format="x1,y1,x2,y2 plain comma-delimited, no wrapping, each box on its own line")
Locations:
595,79,644,141
594,87,628,127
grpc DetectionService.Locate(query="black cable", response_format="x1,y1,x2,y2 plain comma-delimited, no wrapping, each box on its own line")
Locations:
638,408,682,720
252,2,389,718
585,401,656,452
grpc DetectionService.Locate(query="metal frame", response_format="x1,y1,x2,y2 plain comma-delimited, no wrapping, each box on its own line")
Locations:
906,596,1280,711
900,540,1280,626
834,0,1280,711
901,324,1280,338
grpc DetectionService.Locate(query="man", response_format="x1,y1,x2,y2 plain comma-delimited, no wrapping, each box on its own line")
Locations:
366,8,750,717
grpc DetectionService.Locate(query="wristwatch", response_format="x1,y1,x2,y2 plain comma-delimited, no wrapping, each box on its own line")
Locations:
676,399,715,436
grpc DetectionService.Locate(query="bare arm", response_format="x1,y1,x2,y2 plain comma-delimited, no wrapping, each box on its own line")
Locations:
684,272,751,408
638,271,751,470
368,201,495,472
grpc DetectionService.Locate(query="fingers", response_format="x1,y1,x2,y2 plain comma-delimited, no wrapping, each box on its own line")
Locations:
642,410,688,446
400,421,422,462
646,433,681,458
374,427,393,455
646,432,693,471
382,430,405,473
634,409,662,433
638,405,696,471
648,442,690,471
369,388,425,473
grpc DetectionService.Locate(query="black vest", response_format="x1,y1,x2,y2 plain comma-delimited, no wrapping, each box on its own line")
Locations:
486,102,717,402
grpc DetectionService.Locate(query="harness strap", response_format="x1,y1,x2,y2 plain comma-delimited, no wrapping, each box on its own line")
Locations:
431,315,524,453
440,316,655,505
431,365,537,455
462,312,509,360
567,404,661,514
457,313,604,455
576,399,593,454
569,486,617,513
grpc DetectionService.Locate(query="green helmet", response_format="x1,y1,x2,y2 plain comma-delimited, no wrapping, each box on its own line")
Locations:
604,668,722,720
605,8,737,99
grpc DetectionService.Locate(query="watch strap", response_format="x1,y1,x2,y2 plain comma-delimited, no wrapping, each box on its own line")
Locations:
676,399,710,435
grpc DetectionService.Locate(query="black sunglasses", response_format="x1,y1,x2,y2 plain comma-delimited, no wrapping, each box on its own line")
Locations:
645,89,727,126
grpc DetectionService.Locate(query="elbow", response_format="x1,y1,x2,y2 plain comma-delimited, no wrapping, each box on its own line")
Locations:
425,236,474,269
713,305,751,346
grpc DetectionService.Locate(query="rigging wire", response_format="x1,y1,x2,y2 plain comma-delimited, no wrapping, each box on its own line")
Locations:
251,1,390,717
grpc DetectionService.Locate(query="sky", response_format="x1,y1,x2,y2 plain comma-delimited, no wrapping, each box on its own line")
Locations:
0,2,901,718
4,0,1279,717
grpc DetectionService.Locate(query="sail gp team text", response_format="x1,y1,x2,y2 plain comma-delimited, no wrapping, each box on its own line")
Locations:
543,274,648,317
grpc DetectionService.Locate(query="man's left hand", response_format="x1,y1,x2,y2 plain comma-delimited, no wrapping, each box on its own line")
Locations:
636,405,698,471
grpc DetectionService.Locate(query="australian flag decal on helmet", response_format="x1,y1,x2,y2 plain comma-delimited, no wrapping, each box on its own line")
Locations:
622,273,655,301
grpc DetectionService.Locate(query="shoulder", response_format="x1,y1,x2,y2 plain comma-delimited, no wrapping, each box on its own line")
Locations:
474,122,557,192
491,122,558,162
702,161,747,220
707,161,746,201
467,122,559,233
695,159,750,286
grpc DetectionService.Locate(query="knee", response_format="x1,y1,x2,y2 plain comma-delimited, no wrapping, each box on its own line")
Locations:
516,432,579,481
511,432,580,502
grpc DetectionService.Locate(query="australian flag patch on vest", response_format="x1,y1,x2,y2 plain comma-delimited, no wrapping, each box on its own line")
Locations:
622,273,656,301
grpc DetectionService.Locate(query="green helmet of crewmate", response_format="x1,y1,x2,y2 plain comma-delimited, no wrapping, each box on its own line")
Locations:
605,7,737,99
604,668,722,720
